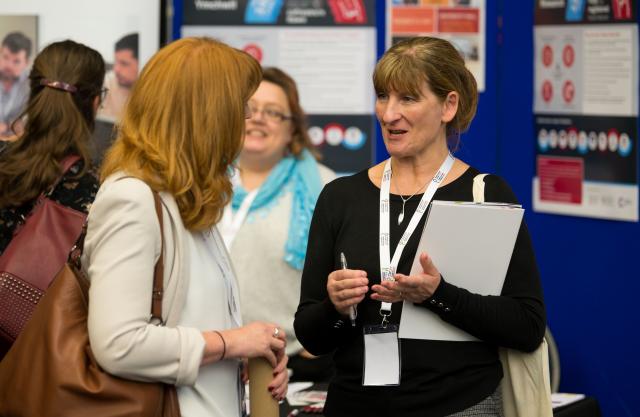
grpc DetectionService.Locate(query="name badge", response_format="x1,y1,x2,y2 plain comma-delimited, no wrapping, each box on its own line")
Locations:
362,324,401,386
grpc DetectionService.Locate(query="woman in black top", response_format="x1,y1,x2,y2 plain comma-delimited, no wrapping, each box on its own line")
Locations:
0,40,105,254
294,37,546,417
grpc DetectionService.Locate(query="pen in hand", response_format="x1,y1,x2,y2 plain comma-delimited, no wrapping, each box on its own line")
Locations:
340,252,357,327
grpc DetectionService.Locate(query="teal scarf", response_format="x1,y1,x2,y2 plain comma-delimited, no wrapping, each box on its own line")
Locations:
232,150,323,270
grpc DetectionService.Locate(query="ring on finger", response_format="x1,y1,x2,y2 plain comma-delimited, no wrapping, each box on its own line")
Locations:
273,327,280,338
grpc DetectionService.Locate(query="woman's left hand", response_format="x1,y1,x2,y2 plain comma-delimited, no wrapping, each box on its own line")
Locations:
267,349,289,401
371,252,441,304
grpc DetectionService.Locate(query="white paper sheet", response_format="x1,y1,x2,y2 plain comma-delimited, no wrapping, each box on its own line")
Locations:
551,393,586,409
399,201,524,341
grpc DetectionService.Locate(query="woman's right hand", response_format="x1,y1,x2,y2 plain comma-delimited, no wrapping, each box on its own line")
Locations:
223,322,286,367
327,269,369,316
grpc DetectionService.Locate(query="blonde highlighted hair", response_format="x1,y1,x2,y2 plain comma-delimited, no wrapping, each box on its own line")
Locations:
101,37,262,230
373,37,478,146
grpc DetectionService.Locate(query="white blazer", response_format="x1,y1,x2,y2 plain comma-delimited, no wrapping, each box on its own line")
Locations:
82,173,205,386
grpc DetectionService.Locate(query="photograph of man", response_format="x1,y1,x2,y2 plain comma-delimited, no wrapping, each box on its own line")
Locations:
0,31,31,138
98,32,139,121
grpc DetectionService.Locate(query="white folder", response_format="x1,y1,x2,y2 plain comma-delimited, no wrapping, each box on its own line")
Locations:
398,200,524,341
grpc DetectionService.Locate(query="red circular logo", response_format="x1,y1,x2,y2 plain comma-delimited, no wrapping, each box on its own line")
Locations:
542,45,553,67
542,80,553,103
562,80,575,104
324,123,345,146
242,44,263,63
562,44,575,68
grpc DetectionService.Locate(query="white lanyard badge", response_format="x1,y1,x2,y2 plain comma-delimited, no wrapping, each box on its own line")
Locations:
220,189,258,249
378,153,455,323
220,167,259,249
204,227,243,328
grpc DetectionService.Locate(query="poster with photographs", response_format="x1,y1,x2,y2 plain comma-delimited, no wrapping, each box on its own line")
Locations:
0,0,162,164
0,15,36,139
386,0,486,92
533,0,638,222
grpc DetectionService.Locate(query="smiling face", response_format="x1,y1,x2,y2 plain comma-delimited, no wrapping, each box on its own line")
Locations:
375,82,458,160
242,80,293,165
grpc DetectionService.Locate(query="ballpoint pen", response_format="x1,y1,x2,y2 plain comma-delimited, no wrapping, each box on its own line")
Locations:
340,252,357,327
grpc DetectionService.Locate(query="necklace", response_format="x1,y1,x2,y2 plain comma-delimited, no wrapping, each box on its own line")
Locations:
397,180,429,225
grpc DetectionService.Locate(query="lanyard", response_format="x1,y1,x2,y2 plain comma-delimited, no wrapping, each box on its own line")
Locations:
220,167,259,249
204,227,243,328
220,189,258,249
378,153,455,322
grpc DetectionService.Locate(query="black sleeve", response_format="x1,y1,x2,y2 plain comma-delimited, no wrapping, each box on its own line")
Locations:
418,175,546,352
294,183,355,355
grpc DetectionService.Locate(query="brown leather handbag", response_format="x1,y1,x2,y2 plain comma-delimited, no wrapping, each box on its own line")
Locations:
0,155,86,343
0,191,180,417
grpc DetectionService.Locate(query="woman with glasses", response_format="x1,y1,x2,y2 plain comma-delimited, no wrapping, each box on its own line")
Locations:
0,40,105,357
220,67,335,382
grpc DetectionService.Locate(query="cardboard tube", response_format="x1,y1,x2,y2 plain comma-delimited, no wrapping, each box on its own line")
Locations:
248,357,279,417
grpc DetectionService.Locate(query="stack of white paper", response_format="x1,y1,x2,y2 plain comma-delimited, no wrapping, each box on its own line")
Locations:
399,201,524,341
551,393,586,409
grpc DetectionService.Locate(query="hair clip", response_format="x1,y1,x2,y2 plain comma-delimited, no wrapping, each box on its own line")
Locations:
40,79,78,93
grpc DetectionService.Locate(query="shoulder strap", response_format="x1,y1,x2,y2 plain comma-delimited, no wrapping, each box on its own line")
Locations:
151,191,165,323
70,179,167,323
60,155,82,173
472,173,489,203
45,155,83,197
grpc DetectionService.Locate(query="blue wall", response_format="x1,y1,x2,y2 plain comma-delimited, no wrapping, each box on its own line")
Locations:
497,3,639,417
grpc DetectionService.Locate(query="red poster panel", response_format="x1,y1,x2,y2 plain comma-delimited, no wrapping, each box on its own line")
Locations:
538,156,584,204
391,7,436,34
438,8,479,33
328,0,367,24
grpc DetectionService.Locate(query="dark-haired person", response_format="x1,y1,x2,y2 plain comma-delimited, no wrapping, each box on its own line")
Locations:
0,31,32,137
0,39,105,358
0,39,104,254
98,32,139,121
219,67,335,382
294,37,546,416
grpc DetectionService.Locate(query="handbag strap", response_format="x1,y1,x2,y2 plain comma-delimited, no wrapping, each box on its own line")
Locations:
69,183,167,323
44,155,83,197
60,155,82,173
150,191,165,323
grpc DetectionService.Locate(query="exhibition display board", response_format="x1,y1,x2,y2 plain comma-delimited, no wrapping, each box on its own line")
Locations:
386,0,486,92
180,0,378,173
533,0,639,221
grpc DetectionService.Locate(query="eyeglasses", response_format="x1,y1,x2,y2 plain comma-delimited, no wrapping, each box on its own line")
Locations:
99,87,109,102
248,104,292,123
